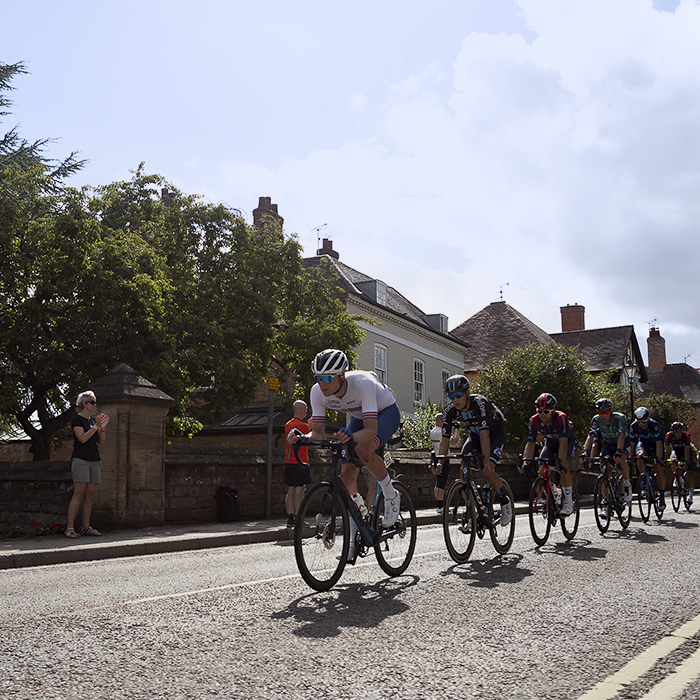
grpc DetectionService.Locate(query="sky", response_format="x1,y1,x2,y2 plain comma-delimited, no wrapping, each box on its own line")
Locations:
4,0,699,367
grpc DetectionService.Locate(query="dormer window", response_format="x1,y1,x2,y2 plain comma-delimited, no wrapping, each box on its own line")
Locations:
376,280,387,306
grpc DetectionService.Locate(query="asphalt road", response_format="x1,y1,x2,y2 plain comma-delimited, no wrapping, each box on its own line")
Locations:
1,508,699,700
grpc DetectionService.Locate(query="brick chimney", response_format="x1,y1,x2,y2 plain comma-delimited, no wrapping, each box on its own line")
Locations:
647,327,666,372
316,237,339,260
560,304,585,332
253,196,284,230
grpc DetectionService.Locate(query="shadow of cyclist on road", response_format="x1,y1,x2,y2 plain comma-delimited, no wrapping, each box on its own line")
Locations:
440,553,531,588
272,575,419,638
533,538,607,562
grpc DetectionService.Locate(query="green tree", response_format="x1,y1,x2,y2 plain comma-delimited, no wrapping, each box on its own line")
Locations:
1,165,364,458
474,342,602,447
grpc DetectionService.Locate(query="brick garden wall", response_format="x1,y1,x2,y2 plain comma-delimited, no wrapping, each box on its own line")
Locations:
0,448,588,533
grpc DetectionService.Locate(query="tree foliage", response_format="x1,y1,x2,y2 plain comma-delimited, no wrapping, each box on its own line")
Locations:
0,162,365,458
474,342,603,446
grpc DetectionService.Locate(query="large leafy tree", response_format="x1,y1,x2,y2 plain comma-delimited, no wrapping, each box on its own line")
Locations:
1,166,364,458
474,342,603,447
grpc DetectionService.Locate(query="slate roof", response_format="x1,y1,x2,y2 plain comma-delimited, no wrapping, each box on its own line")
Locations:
643,363,700,403
450,301,553,372
550,326,648,382
303,255,469,346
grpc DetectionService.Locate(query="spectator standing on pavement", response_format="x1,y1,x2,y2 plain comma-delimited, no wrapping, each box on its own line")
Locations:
66,391,109,538
284,400,312,528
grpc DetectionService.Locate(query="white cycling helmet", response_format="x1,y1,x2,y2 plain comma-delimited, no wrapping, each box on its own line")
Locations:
634,406,649,420
312,349,349,375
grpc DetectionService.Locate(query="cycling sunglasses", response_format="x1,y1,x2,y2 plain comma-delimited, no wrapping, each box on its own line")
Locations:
315,375,335,384
598,409,612,416
537,409,551,415
447,391,465,400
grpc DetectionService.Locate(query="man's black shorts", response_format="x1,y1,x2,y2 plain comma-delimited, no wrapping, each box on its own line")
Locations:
285,462,311,487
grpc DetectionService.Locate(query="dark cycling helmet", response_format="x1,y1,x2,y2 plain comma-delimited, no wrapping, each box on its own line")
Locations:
312,349,349,375
445,374,470,395
535,393,557,411
595,398,613,411
671,421,684,431
634,406,649,420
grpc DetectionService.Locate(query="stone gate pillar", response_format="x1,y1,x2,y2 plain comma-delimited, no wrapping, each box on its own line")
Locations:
89,363,175,528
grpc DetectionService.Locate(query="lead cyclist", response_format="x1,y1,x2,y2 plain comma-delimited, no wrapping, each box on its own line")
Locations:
287,349,402,560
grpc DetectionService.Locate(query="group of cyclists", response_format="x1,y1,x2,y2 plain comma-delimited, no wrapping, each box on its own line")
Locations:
289,348,696,553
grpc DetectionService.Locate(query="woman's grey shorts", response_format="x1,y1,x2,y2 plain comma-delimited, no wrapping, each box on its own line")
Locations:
71,458,101,484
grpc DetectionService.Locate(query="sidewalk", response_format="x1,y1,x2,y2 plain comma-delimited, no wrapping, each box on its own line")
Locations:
0,503,535,570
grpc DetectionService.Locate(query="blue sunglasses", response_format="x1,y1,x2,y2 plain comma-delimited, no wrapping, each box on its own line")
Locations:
316,375,335,384
447,391,465,400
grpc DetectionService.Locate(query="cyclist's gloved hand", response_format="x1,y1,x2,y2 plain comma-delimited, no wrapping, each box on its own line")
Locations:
289,428,309,444
337,427,353,442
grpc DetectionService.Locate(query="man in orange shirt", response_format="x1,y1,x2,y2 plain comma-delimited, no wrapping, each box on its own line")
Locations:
284,400,312,528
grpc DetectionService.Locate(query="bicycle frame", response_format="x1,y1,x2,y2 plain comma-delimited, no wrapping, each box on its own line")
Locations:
322,443,407,550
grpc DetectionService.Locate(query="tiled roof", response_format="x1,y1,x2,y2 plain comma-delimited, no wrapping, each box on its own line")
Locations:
303,255,469,346
550,326,648,381
643,363,700,404
450,301,553,372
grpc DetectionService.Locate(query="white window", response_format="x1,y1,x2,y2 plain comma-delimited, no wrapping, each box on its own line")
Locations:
376,280,387,306
442,369,450,404
374,344,388,383
439,315,448,334
414,359,425,405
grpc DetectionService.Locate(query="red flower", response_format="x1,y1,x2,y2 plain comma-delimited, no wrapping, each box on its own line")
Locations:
30,522,37,527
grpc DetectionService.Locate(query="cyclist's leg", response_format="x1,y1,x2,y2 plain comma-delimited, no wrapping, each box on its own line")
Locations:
478,427,512,524
354,404,402,525
434,459,450,512
558,440,576,513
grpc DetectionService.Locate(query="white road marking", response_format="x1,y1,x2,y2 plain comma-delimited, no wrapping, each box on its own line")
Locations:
576,613,700,700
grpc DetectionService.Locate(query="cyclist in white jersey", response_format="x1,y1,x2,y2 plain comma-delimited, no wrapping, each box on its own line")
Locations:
287,350,402,558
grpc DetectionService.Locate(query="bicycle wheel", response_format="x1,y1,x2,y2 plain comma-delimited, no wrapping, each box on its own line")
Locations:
528,477,551,546
652,480,664,520
618,490,632,529
489,478,516,554
638,472,651,523
374,482,417,577
671,472,682,512
682,474,692,511
593,475,611,533
560,481,580,540
443,480,477,563
294,482,349,591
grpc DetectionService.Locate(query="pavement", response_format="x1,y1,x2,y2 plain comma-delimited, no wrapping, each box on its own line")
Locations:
0,502,541,570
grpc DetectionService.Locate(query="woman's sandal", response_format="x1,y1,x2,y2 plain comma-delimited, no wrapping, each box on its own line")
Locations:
65,528,80,539
80,526,102,536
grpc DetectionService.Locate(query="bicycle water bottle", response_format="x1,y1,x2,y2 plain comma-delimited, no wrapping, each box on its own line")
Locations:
552,484,563,506
350,492,368,519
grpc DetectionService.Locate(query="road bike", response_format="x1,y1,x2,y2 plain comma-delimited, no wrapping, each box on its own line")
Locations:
670,461,693,512
637,455,665,522
588,455,632,533
521,456,580,546
442,453,515,564
293,440,417,591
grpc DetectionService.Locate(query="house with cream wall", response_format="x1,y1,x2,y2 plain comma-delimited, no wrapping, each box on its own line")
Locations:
305,239,468,418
